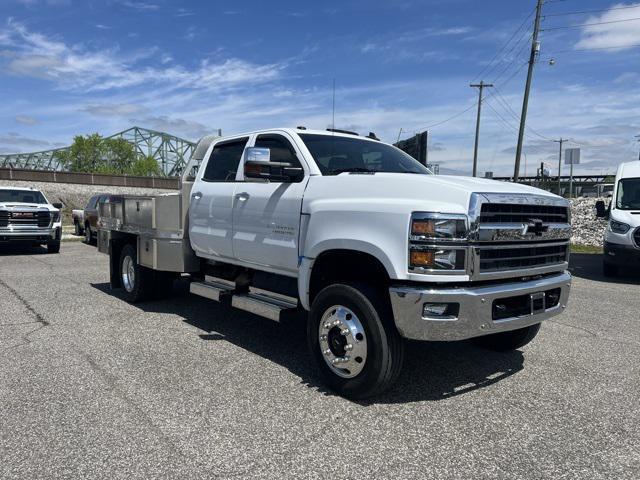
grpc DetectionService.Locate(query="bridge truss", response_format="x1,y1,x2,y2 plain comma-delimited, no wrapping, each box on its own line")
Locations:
0,126,198,177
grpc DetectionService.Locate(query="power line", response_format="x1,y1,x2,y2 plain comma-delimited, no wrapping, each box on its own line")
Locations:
470,6,535,83
491,87,553,141
543,17,640,31
490,32,533,84
544,4,640,17
413,103,477,131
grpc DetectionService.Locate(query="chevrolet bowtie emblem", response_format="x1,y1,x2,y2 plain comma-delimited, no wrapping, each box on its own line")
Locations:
522,219,548,237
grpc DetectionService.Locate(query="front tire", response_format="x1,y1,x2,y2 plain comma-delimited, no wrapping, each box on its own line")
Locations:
119,244,154,303
308,283,404,399
84,224,93,244
47,241,60,254
473,323,541,352
603,260,618,277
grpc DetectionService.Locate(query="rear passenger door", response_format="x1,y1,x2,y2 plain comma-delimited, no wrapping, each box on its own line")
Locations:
189,137,249,259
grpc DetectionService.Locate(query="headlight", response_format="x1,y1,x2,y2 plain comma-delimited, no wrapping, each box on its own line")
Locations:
609,219,630,234
409,248,465,270
51,211,61,223
410,214,467,241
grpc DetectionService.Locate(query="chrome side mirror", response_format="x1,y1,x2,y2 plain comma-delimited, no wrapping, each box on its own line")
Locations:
244,147,303,182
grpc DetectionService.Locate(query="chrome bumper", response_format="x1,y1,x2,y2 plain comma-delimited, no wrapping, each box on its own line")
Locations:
0,227,58,242
389,271,571,341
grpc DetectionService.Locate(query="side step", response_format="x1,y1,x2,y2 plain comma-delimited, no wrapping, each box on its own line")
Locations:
189,278,299,322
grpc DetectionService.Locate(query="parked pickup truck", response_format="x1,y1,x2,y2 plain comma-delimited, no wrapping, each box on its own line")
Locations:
98,128,572,398
595,161,640,276
0,186,62,253
72,193,109,243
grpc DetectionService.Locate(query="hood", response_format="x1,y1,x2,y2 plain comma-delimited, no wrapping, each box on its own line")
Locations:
303,173,560,215
610,209,640,227
0,202,54,211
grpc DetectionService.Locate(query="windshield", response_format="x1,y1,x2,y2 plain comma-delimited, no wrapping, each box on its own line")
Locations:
616,178,640,210
299,134,431,176
0,189,46,204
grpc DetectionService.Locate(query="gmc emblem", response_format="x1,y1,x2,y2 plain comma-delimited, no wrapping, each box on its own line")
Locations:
12,212,34,218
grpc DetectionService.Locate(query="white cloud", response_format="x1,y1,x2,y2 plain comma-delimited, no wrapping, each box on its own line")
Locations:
0,20,283,92
120,1,159,11
15,114,38,125
576,3,640,50
82,104,146,116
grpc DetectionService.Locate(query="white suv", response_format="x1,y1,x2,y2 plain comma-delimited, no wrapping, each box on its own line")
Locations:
0,186,63,253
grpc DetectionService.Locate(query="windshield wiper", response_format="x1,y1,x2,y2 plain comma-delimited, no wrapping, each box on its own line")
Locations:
329,167,375,174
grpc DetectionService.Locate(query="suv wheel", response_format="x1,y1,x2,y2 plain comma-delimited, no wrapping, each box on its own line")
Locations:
47,241,61,254
308,283,404,399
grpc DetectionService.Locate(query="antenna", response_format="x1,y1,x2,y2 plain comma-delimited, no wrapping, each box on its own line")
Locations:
332,78,336,130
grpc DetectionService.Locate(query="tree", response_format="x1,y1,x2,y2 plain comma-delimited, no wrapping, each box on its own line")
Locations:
54,133,158,175
130,155,161,176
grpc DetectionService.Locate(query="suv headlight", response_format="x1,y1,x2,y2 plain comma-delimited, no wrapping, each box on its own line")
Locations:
51,211,61,223
609,219,630,234
409,213,468,272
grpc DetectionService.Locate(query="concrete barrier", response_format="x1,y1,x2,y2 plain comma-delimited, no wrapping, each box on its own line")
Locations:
0,168,179,190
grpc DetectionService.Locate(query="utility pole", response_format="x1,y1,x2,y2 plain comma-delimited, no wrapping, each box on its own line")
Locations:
553,138,567,196
636,134,640,160
470,80,493,177
514,0,544,181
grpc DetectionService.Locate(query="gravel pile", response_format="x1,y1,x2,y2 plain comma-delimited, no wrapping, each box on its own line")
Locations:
570,197,608,247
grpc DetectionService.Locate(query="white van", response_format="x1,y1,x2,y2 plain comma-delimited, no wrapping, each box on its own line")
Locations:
596,161,640,276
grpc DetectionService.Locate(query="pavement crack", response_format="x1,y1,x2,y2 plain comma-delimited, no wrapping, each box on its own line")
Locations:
0,276,50,351
548,319,640,348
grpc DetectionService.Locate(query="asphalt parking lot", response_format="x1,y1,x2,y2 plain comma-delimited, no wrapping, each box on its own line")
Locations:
1,243,638,479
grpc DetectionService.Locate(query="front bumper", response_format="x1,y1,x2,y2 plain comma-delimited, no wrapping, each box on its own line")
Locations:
603,241,640,266
389,271,571,341
0,227,60,243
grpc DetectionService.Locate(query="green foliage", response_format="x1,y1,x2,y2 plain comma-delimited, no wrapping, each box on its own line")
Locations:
55,134,160,176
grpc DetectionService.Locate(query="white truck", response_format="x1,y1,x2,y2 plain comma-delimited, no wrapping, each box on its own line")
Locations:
98,128,572,398
596,161,640,276
0,186,62,253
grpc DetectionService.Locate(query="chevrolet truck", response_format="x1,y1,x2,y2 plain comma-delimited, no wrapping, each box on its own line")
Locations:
98,128,572,398
0,186,63,253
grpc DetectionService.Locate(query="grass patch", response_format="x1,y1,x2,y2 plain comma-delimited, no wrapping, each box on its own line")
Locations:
571,244,603,254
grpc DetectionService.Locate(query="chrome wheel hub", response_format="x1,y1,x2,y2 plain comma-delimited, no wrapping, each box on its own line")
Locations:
318,305,367,378
122,255,135,293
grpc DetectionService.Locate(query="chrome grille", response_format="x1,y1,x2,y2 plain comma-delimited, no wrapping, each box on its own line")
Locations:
469,193,571,279
478,243,569,273
3,211,51,227
480,203,569,224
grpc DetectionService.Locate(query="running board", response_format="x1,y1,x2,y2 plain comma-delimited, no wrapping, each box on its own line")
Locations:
189,280,298,322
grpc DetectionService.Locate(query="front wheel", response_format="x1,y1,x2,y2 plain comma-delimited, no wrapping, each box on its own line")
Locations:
473,323,541,352
84,224,93,244
47,241,60,254
308,283,404,399
603,261,618,277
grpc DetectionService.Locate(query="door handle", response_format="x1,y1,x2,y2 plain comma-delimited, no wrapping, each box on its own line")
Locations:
235,192,250,202
192,191,202,200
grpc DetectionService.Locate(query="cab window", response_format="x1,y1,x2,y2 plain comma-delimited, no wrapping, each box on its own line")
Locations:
202,137,249,182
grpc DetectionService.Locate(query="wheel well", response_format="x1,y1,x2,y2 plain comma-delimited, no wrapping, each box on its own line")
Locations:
108,233,137,288
309,249,390,304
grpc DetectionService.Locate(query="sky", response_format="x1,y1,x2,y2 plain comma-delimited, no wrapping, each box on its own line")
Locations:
0,0,639,176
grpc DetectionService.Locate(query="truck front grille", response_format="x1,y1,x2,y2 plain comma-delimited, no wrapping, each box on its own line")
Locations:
1,211,51,228
478,243,569,273
480,203,569,224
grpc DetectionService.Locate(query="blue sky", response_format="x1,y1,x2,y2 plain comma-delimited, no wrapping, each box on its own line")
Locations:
1,0,639,175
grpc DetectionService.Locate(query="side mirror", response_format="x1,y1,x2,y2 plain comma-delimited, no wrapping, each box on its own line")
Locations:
595,200,608,219
244,147,303,182
52,202,63,209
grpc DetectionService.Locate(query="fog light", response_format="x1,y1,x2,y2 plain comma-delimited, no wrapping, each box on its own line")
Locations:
423,303,449,317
